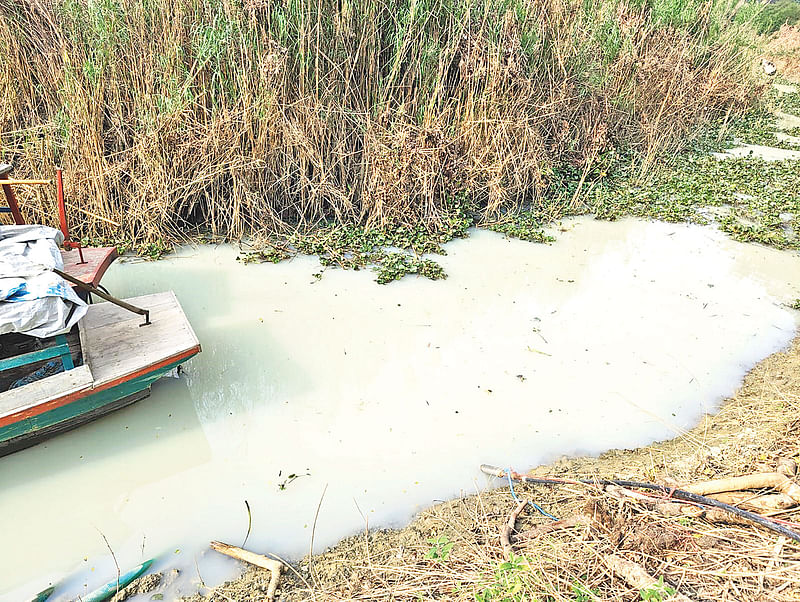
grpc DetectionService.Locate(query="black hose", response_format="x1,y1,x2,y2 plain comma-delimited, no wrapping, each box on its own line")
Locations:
480,465,800,543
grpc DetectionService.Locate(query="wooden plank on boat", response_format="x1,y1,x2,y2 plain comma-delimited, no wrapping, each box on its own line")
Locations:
79,291,200,387
0,365,93,420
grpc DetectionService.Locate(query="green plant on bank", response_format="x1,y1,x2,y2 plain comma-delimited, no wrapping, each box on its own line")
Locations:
79,236,172,260
571,579,601,601
639,576,677,601
790,298,800,310
754,0,800,35
425,535,454,562
475,554,533,602
776,87,800,115
237,198,475,283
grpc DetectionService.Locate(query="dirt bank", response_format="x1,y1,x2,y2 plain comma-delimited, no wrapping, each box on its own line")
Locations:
181,334,800,601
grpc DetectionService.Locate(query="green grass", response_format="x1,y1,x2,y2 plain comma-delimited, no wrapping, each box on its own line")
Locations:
754,0,800,35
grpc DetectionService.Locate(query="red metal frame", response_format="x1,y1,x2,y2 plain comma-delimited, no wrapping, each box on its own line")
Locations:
1,170,26,225
56,168,86,264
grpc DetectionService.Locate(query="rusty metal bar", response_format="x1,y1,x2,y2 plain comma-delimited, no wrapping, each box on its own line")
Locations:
53,268,151,326
56,168,85,264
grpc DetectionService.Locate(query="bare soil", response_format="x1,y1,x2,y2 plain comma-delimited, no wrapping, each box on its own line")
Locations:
765,25,800,81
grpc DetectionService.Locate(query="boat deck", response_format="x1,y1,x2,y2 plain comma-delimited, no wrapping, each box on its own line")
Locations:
0,291,199,423
79,291,200,387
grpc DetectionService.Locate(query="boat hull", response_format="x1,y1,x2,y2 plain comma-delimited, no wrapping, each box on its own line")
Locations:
0,353,196,457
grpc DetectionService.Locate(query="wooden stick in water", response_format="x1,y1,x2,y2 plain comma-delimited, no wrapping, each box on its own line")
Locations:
210,541,284,601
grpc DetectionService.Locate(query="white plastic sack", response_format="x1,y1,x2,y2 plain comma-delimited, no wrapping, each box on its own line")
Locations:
0,225,87,337
0,225,64,277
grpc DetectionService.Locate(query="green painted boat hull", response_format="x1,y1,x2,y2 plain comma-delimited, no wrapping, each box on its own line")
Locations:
82,558,154,602
30,585,54,602
0,355,196,457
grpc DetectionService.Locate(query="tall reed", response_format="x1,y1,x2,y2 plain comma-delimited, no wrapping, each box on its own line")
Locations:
0,0,765,243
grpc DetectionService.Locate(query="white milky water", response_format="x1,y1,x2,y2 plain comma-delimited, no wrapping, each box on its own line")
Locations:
1,217,799,600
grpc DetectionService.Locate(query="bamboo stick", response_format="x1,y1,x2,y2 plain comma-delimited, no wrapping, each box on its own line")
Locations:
0,179,52,186
67,203,121,226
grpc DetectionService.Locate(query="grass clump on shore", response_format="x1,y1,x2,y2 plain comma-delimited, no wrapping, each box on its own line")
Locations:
1,0,765,249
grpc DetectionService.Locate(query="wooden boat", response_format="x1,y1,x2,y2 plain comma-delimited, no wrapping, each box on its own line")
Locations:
0,165,201,456
0,292,201,456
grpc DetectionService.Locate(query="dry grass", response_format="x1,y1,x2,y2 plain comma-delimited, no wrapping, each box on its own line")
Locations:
0,0,764,245
190,336,800,601
765,25,800,81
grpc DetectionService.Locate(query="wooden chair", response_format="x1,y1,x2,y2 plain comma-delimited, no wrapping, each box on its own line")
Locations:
0,163,118,288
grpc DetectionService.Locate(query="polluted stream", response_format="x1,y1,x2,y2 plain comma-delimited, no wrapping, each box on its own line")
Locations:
1,216,799,600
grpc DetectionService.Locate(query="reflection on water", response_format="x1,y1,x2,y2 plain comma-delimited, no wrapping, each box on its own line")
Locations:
1,217,799,599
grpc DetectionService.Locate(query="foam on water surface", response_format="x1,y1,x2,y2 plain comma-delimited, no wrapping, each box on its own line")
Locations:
1,217,799,599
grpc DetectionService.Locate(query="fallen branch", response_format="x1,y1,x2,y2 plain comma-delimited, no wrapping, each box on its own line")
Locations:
708,491,797,513
480,465,800,542
602,554,695,602
210,541,284,601
681,473,800,504
501,500,528,560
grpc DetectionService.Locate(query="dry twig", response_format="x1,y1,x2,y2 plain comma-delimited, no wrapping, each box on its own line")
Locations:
602,554,696,602
501,500,528,560
210,541,285,601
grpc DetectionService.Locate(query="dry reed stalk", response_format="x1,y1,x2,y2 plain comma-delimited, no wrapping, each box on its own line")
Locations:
0,0,763,245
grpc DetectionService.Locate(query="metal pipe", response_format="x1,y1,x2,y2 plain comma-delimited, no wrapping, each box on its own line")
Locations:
56,169,68,240
56,168,85,264
53,268,151,326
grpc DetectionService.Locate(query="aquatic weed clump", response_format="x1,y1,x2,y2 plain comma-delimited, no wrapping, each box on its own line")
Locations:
238,201,475,283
